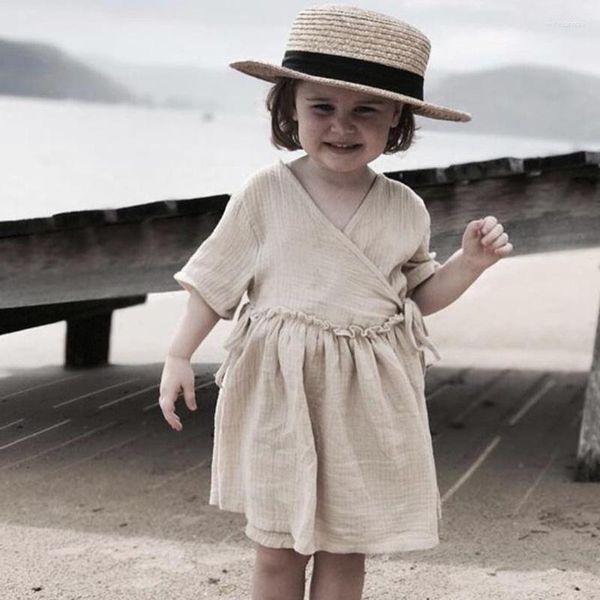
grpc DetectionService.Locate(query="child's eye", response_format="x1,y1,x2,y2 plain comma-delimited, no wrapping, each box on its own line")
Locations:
312,104,333,111
355,106,376,113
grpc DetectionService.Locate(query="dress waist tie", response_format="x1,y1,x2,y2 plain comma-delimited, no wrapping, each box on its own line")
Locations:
402,297,442,364
214,302,254,388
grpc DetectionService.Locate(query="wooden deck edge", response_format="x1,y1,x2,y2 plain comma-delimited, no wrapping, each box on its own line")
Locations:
1,150,598,239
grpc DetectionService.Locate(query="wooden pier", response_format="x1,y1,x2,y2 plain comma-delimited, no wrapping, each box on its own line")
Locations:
1,149,599,481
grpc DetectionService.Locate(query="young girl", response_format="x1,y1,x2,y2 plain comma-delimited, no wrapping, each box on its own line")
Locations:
160,5,513,599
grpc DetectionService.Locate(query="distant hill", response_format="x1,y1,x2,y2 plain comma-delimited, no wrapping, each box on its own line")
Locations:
6,38,598,145
86,56,599,144
424,64,600,143
0,38,138,104
84,54,275,114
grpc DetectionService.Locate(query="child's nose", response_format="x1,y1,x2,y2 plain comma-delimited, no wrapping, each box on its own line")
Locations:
330,113,356,133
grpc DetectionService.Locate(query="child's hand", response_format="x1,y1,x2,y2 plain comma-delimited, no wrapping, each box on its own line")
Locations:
461,215,513,271
159,355,198,432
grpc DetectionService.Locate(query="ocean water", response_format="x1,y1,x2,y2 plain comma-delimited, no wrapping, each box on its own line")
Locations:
0,95,586,222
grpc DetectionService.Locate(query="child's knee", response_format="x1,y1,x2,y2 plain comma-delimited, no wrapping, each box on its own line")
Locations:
314,550,365,572
255,544,312,573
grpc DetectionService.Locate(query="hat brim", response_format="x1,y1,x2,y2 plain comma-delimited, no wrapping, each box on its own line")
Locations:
230,60,472,123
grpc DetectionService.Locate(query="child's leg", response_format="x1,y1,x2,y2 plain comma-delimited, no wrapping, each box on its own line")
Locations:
308,551,366,600
251,544,312,600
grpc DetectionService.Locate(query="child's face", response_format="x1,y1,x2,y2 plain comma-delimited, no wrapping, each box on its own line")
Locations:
292,80,403,176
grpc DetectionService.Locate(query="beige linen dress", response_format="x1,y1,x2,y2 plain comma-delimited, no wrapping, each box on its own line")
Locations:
174,159,443,556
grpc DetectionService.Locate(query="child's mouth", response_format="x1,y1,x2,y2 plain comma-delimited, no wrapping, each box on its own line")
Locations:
325,143,361,152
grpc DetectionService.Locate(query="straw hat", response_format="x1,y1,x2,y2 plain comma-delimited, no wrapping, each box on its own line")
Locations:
230,4,471,122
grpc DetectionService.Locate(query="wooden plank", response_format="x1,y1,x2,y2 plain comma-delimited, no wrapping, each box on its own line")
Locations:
386,150,600,186
421,165,600,258
0,208,226,309
435,370,584,513
425,367,506,438
0,363,219,497
523,150,600,172
0,194,229,237
431,370,553,493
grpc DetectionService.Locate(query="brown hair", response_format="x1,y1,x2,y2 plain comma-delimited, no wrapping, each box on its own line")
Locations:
265,77,420,153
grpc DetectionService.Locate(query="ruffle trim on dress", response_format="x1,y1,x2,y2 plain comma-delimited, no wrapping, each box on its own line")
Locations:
248,305,407,339
214,297,441,388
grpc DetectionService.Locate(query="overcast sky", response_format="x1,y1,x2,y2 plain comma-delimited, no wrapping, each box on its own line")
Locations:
1,0,599,76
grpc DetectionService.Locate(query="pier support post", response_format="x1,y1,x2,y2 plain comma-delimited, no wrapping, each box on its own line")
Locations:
576,298,600,481
65,312,112,368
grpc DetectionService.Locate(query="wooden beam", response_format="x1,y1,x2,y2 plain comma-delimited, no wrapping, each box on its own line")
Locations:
576,299,600,481
0,297,146,334
0,201,226,310
0,154,598,309
416,164,600,257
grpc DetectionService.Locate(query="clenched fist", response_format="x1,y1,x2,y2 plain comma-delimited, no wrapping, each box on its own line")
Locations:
462,215,513,270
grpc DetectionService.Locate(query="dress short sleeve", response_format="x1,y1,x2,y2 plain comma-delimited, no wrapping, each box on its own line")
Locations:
402,207,441,299
173,189,258,320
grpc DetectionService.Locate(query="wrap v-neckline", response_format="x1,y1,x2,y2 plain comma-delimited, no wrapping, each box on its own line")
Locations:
278,159,405,313
279,159,380,237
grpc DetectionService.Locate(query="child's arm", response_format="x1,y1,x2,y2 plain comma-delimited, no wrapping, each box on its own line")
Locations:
411,215,513,316
167,290,221,360
411,248,486,316
159,291,221,432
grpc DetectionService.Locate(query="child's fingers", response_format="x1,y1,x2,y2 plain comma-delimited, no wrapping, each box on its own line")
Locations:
165,408,183,431
488,232,510,248
486,232,513,257
467,219,485,237
162,407,183,431
159,391,184,431
183,385,198,412
480,222,504,246
478,215,498,237
494,241,514,256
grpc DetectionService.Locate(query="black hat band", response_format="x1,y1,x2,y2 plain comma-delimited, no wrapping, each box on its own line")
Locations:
281,50,424,101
